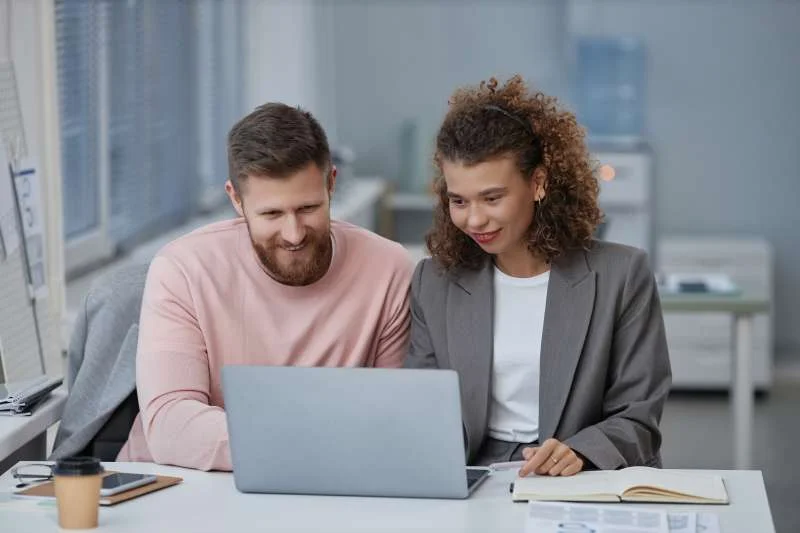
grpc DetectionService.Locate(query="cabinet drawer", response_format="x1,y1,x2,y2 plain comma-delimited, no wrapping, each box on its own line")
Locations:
669,347,773,389
663,313,771,354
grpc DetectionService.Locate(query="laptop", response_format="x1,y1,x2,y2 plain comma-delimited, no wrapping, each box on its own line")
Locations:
222,366,490,499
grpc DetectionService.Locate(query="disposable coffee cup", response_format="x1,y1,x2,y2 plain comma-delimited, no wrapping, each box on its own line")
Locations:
53,457,104,529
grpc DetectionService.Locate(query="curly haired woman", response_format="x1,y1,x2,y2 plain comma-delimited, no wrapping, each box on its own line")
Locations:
405,75,671,477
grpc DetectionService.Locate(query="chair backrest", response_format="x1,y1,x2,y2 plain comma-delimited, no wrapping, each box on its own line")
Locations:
78,390,140,461
58,262,149,461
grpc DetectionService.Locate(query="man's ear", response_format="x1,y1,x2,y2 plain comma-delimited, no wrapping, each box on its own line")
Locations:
328,165,337,197
225,180,245,217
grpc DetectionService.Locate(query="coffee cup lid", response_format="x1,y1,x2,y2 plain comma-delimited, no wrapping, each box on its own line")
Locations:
53,457,104,476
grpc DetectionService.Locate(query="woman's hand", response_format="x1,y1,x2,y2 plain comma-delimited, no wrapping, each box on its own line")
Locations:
518,438,584,477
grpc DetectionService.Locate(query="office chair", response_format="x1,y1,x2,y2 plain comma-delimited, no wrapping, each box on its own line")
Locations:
76,390,140,461
51,262,149,462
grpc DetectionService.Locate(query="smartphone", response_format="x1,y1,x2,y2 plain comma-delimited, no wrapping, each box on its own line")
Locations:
99,473,158,496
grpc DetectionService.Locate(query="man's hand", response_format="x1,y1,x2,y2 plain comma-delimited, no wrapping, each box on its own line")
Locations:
518,438,584,477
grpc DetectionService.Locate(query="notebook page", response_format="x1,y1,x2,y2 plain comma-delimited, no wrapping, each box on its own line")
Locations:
514,470,617,498
613,468,727,501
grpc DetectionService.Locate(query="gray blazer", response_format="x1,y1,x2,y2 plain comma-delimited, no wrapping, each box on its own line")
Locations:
405,241,671,470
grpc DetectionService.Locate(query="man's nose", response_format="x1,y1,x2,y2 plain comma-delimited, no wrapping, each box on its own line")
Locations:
281,216,306,246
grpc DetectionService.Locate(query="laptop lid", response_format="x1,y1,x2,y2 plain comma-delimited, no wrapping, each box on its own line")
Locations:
223,366,471,499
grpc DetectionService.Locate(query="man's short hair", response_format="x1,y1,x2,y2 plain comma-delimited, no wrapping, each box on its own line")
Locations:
227,103,331,192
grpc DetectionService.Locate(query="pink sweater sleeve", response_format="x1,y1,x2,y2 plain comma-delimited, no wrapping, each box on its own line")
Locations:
373,258,413,368
136,255,232,471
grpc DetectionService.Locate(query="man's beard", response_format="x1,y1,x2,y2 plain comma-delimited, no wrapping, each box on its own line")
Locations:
248,224,333,286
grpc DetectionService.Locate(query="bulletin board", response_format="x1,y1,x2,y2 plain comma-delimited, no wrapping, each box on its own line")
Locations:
0,59,50,383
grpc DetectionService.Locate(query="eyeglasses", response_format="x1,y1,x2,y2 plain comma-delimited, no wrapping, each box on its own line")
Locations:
11,463,54,488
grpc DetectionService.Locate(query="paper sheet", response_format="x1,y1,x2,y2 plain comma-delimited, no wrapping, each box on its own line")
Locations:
0,148,19,260
12,156,48,299
668,513,698,533
0,492,56,513
525,503,720,533
696,513,720,533
526,502,669,533
488,460,527,472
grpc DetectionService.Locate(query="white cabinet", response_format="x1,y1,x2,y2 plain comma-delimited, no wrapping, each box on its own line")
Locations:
593,144,653,258
331,178,388,233
657,237,774,390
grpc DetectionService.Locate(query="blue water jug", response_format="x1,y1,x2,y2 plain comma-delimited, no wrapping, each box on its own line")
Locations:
576,36,646,141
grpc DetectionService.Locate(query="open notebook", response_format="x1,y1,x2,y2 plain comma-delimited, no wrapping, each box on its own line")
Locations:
512,467,728,504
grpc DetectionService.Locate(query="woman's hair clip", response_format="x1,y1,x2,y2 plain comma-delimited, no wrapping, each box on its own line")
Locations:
483,105,534,136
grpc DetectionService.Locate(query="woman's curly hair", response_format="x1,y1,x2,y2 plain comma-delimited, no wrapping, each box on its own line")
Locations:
427,75,602,271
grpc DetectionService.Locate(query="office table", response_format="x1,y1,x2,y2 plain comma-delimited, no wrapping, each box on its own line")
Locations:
660,293,770,469
0,388,66,473
0,462,776,532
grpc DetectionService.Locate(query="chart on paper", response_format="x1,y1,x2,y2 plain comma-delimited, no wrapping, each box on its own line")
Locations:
525,502,669,533
525,502,721,533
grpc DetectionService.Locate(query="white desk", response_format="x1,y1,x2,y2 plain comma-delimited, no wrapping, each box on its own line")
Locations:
660,293,770,470
0,463,775,533
0,388,67,473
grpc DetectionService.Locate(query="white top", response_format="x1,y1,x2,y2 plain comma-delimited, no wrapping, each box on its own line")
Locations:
488,267,549,443
0,463,776,533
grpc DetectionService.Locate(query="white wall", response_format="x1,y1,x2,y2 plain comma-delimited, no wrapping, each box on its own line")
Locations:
570,1,800,357
244,0,337,140
328,1,568,184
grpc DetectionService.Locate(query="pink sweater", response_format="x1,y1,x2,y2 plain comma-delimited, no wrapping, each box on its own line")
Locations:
117,219,413,471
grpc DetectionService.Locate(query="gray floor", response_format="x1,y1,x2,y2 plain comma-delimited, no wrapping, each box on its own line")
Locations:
661,375,800,533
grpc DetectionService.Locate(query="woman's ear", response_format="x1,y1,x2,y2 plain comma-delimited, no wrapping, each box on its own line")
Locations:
532,166,547,201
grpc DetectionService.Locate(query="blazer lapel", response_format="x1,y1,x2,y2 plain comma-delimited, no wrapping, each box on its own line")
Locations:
539,249,596,440
447,261,493,458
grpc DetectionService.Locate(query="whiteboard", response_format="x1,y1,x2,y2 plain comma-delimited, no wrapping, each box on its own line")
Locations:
0,59,52,384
